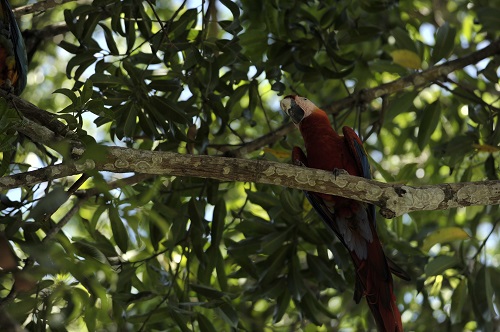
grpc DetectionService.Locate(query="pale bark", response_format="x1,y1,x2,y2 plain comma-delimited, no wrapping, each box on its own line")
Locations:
1,146,499,217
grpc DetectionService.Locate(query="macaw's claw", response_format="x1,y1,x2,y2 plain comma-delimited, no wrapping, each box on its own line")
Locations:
294,159,306,167
333,168,349,179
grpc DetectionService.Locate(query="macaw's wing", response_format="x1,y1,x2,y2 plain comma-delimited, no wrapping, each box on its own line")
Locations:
292,147,366,256
342,126,372,180
342,126,377,223
0,0,28,94
342,127,411,282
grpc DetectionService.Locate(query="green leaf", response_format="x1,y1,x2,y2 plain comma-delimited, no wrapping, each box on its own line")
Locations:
137,2,153,39
123,103,138,138
431,22,456,63
476,7,500,33
218,0,241,33
227,237,260,257
417,102,441,151
425,255,460,276
169,8,198,40
219,0,240,20
73,240,109,265
391,49,421,69
82,12,101,42
246,190,280,211
211,199,226,247
279,189,303,216
191,284,226,299
273,288,291,323
99,23,120,55
87,99,113,118
361,0,397,12
81,79,94,104
422,227,470,252
391,27,418,53
259,245,290,286
66,53,97,79
450,278,467,324
306,254,345,289
197,313,217,332
215,248,228,292
297,292,335,325
169,307,191,332
472,266,495,323
337,26,382,45
485,154,498,180
396,162,418,181
481,59,499,83
89,73,126,85
148,78,182,92
28,187,68,220
235,213,275,235
0,101,21,131
58,40,81,54
149,96,189,124
54,88,79,105
108,204,129,253
217,301,239,328
260,229,290,255
248,79,259,117
288,256,306,301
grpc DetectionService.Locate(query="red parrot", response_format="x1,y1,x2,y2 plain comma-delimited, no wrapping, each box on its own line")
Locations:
280,95,409,332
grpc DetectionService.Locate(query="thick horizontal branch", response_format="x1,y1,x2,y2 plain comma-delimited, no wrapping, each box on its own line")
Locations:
1,147,499,217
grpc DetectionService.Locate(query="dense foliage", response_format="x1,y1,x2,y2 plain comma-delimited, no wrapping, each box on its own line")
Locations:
1,0,499,330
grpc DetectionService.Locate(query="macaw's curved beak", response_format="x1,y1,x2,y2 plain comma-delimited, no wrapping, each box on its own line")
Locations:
280,97,304,124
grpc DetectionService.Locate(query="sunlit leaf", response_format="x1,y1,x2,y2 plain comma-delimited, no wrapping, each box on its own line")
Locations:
391,49,422,69
425,255,460,276
422,227,470,252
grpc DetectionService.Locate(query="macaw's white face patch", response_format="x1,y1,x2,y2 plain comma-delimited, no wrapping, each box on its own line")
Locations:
280,95,318,124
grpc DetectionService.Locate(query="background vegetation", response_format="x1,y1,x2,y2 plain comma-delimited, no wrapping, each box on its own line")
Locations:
1,0,499,330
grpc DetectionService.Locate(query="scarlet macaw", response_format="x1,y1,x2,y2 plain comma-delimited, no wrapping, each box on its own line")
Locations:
280,95,409,332
0,0,27,94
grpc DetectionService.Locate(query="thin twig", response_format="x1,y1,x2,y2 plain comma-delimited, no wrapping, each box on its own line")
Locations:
470,218,499,261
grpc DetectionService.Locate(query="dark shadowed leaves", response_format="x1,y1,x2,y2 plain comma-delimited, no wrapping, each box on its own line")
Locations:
417,102,441,151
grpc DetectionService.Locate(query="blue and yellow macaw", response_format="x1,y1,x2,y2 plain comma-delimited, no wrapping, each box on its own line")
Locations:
281,95,409,332
0,0,27,94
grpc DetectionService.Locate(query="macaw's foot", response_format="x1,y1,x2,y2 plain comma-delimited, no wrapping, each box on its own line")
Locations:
293,159,306,167
332,168,348,179
1,79,15,95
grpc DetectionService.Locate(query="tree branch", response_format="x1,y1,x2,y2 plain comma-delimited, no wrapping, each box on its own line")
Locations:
323,39,500,113
1,147,499,217
13,0,77,17
230,39,500,157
